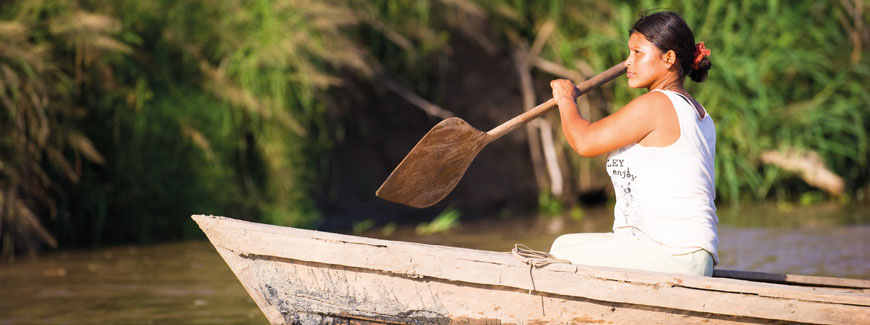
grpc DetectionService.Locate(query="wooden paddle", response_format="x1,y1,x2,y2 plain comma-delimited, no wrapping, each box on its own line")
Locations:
376,62,627,208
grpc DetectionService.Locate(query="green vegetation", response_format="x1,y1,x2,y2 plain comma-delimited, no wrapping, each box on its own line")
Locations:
380,221,398,236
1,0,867,257
538,190,564,217
352,219,375,235
1,0,371,256
569,205,585,221
416,207,461,235
478,1,870,205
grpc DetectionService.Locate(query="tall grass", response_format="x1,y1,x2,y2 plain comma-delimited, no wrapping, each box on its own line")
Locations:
478,0,870,204
1,0,867,257
0,0,481,256
0,1,124,257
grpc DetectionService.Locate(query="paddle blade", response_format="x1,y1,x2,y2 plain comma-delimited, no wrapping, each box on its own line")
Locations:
376,117,490,208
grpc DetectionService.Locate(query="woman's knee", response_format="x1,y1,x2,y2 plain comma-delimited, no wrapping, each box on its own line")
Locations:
671,249,715,276
549,233,612,253
550,234,572,252
696,251,715,276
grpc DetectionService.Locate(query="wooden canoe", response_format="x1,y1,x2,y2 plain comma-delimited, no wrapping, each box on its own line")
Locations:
191,214,870,324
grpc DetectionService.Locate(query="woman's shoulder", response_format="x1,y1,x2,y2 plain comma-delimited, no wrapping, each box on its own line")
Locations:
636,89,673,104
621,89,673,115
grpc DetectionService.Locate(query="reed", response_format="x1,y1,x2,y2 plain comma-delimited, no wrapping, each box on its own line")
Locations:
0,0,383,255
476,0,869,204
1,0,867,257
0,1,122,257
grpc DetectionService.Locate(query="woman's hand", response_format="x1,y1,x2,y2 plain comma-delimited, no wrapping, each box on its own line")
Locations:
550,79,577,102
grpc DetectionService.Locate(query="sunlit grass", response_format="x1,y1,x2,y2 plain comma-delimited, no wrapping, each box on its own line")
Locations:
416,207,461,235
477,0,869,205
1,0,867,258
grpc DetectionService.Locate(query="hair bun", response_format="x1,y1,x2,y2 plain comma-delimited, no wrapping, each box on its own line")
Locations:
689,57,711,82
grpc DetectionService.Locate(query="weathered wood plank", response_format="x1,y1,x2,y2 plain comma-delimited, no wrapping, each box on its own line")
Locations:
193,215,870,305
215,246,773,324
713,269,870,290
193,215,870,324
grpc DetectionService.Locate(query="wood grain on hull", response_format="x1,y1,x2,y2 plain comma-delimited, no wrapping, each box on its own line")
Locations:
193,215,870,325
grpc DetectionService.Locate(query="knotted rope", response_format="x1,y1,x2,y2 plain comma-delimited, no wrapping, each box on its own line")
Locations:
511,243,572,268
510,244,573,316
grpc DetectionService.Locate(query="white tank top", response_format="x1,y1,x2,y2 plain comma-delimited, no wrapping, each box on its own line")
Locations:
606,89,719,264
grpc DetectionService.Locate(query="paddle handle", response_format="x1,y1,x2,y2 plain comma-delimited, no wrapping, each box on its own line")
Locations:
486,62,627,140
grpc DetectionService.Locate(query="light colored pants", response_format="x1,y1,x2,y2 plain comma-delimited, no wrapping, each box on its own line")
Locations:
549,233,714,276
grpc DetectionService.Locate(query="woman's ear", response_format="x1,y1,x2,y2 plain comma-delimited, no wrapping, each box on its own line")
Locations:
662,50,677,67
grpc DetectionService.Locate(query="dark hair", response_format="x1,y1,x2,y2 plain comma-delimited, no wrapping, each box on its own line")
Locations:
629,11,711,82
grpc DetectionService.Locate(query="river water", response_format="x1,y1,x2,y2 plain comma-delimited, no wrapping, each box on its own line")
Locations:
1,202,868,324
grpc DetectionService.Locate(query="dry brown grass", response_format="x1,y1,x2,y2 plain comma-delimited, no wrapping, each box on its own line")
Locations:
1,3,122,258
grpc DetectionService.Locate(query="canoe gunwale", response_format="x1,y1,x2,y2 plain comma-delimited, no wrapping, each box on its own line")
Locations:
194,214,870,304
712,269,870,291
192,214,870,324
237,251,809,325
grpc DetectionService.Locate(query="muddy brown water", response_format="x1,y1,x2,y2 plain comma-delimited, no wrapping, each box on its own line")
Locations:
1,203,868,324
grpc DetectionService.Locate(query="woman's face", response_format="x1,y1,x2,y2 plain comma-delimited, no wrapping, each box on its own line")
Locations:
625,33,671,89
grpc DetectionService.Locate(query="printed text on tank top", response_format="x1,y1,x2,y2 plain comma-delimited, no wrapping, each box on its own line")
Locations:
605,89,719,264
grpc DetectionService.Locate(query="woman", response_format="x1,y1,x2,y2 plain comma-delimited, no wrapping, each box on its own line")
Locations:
548,11,717,276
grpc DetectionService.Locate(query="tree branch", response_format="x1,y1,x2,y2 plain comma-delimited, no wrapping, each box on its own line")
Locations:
377,74,455,120
760,148,845,195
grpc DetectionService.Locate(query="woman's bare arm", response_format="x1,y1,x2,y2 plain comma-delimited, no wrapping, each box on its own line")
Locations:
551,79,674,157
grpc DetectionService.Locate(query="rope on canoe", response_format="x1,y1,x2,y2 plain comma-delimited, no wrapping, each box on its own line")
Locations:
511,244,573,316
511,243,572,268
